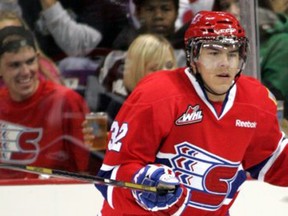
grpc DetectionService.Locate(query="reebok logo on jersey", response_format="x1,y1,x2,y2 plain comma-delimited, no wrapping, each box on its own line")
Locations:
235,119,257,128
175,105,203,125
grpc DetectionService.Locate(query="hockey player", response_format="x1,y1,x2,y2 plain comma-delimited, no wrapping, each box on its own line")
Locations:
96,11,288,215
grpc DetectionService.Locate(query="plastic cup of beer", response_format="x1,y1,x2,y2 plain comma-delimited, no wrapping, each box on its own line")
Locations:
85,112,108,150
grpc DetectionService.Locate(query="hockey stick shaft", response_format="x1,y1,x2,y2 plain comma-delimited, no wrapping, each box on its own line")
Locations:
0,163,158,193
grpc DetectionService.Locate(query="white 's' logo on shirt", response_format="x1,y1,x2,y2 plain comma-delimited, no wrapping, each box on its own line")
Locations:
0,120,42,164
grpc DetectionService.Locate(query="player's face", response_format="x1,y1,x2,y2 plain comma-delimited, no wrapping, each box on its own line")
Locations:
136,0,178,37
194,43,241,101
0,46,40,101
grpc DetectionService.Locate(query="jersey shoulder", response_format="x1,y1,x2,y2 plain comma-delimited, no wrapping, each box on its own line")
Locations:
237,75,277,112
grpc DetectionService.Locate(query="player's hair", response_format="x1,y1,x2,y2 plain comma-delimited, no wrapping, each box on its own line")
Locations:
123,34,177,92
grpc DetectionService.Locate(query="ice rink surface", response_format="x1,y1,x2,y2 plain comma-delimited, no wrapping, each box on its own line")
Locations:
230,180,288,215
0,180,287,216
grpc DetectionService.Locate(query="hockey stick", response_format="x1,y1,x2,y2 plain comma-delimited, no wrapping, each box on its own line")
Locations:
0,163,161,193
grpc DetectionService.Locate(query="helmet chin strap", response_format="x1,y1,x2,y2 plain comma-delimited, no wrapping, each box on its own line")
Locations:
190,65,241,97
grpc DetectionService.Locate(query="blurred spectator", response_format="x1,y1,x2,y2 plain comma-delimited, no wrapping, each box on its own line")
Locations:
125,0,214,50
18,0,127,100
18,0,127,59
38,0,102,57
98,0,188,102
37,0,105,91
83,34,177,144
0,10,63,85
123,34,177,93
257,0,288,122
113,0,186,50
0,26,90,179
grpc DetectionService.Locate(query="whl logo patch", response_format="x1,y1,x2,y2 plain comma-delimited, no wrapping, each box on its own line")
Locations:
175,105,203,125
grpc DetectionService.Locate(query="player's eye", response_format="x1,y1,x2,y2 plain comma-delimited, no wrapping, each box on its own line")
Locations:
208,51,219,56
228,51,239,58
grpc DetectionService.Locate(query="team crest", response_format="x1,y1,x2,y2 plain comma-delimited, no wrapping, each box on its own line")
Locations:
169,142,244,211
175,105,203,125
0,120,42,164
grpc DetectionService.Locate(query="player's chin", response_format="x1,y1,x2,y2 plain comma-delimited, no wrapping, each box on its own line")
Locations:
213,85,231,95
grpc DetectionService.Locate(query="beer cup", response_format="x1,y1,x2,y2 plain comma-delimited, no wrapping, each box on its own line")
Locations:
85,112,108,150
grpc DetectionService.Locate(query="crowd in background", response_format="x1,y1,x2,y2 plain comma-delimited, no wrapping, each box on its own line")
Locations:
0,0,287,179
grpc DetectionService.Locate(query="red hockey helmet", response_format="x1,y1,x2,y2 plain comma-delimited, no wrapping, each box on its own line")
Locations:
185,11,248,65
184,10,246,43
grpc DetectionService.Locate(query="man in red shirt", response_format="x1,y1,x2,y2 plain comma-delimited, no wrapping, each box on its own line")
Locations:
96,11,288,215
0,26,90,179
